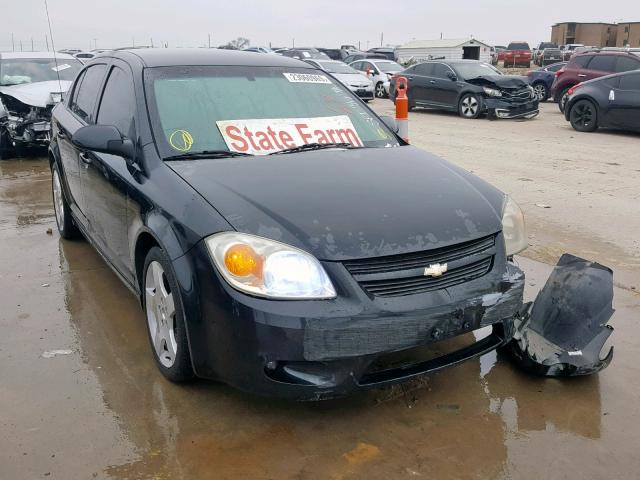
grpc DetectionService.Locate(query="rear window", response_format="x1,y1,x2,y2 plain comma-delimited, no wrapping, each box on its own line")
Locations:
588,55,616,72
507,42,530,50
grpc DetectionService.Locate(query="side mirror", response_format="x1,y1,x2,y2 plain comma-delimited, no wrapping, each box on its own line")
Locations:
379,115,398,133
72,125,135,160
447,71,457,81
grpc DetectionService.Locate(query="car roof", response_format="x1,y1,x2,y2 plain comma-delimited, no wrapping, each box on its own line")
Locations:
574,50,639,58
97,48,310,68
0,51,77,61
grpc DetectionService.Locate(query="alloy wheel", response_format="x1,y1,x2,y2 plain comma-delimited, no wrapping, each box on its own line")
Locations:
533,84,547,100
52,169,65,229
145,261,178,368
570,101,596,130
375,82,386,98
461,96,479,117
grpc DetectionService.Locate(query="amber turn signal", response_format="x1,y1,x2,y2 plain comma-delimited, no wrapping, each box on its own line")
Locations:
224,244,263,277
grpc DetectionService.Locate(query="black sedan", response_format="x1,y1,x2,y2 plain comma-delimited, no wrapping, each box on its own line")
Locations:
390,60,539,119
49,49,600,400
565,70,640,132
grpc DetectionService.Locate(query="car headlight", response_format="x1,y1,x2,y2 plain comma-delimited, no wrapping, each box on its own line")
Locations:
502,196,527,256
527,85,536,98
483,87,502,97
205,232,336,299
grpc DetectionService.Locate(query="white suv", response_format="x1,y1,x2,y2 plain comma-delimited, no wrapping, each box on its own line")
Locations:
349,59,403,98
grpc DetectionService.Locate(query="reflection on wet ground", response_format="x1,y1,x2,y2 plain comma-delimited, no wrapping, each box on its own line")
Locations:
1,157,639,479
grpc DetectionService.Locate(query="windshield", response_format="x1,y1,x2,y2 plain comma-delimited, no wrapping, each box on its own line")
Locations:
452,62,502,80
145,65,399,157
317,61,359,74
376,61,402,72
0,57,83,86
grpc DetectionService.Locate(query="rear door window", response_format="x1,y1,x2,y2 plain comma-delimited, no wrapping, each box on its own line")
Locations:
615,56,640,73
414,63,434,76
71,64,107,123
587,55,616,72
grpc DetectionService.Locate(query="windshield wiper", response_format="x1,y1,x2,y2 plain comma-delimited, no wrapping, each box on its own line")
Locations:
164,150,254,161
269,142,355,155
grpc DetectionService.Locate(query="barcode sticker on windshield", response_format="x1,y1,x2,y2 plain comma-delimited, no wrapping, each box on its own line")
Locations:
216,115,363,155
52,64,71,72
283,72,331,84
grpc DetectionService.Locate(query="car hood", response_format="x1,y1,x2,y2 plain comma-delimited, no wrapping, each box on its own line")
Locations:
168,146,505,261
466,75,529,89
331,73,372,86
0,80,72,108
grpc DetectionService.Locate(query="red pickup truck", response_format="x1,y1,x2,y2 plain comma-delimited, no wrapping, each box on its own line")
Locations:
503,42,532,68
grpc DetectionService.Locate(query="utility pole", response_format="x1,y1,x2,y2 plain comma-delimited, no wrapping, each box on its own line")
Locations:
20,40,23,51
132,36,135,47
151,37,154,48
31,37,34,51
11,32,15,51
380,32,383,47
292,38,295,48
93,38,97,49
208,33,211,48
45,34,49,51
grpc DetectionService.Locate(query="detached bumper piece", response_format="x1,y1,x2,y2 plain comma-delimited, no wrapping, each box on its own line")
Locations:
508,254,614,376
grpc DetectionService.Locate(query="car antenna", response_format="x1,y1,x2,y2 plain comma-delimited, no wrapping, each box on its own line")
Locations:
43,0,63,95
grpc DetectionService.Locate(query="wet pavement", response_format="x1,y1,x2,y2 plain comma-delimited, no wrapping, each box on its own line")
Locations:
1,155,639,480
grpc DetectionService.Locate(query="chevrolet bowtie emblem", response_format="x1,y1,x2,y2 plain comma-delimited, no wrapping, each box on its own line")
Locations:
424,263,448,277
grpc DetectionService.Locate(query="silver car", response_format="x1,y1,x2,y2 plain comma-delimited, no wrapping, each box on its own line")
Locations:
305,59,374,101
349,59,403,98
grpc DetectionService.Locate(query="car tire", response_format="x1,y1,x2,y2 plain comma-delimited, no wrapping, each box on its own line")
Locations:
532,82,548,101
569,99,598,132
375,81,386,98
51,162,82,239
458,93,482,119
0,127,14,160
143,246,194,383
558,87,570,113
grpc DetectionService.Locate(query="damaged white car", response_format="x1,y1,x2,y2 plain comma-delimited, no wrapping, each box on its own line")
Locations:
0,52,82,158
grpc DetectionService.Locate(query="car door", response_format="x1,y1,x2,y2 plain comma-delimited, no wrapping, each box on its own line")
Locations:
79,60,137,281
410,63,435,105
56,63,108,228
430,63,460,107
605,72,640,130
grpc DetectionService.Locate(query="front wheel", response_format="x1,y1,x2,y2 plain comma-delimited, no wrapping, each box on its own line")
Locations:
569,99,598,132
558,88,570,113
143,247,194,382
375,81,386,98
458,94,482,119
532,82,548,101
0,127,14,160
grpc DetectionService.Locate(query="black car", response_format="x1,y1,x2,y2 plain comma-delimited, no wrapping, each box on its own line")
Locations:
565,70,640,132
390,60,539,119
316,48,342,60
367,47,396,61
49,49,610,399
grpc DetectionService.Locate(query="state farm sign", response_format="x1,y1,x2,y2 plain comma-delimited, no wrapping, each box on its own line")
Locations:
216,115,363,155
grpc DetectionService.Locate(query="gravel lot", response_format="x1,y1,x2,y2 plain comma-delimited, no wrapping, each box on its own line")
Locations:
0,98,639,479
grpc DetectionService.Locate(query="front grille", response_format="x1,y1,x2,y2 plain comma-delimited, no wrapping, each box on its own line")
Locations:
502,88,532,101
343,234,496,297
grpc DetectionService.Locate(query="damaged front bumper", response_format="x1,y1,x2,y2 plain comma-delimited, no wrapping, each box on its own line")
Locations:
183,239,527,400
507,254,615,376
485,98,540,119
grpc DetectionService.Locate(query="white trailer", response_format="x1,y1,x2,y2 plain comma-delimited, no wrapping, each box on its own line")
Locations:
395,38,492,65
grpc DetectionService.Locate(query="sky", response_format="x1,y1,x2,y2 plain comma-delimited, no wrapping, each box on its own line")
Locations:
2,0,637,52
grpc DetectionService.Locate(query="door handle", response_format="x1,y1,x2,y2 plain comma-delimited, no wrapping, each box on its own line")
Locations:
578,74,587,77
79,152,92,164
429,80,436,84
